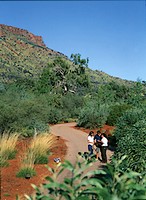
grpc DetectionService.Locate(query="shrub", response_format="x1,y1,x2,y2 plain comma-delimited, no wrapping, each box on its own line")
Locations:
47,107,64,124
106,103,132,126
77,101,109,128
114,108,146,173
64,118,77,123
0,86,50,136
61,93,84,118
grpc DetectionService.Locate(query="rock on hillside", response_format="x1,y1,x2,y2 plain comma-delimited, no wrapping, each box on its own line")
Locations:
0,24,46,47
0,24,67,82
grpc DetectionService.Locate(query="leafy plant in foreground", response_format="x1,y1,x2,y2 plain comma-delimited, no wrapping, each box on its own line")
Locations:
23,156,146,200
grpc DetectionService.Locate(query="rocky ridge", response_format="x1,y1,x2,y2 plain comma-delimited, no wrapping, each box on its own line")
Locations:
0,24,67,82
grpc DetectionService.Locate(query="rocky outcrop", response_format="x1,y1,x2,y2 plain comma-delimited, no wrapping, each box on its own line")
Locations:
0,24,46,47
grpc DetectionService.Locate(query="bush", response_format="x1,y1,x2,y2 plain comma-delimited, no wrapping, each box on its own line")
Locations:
61,93,84,118
106,103,132,126
77,101,109,128
47,107,64,124
0,86,50,136
114,108,146,173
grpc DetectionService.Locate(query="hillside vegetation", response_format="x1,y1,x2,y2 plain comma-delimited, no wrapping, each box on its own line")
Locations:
0,24,135,87
0,24,146,199
0,24,66,82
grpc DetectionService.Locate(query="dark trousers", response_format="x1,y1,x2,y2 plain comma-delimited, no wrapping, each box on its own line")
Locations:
101,146,107,162
88,144,93,156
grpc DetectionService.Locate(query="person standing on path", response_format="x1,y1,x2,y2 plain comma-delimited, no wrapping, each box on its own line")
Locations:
87,131,94,156
100,133,108,163
94,130,102,160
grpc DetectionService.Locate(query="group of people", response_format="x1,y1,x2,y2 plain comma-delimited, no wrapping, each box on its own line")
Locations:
87,130,108,163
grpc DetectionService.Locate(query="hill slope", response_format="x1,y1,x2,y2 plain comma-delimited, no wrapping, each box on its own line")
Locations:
0,24,133,86
0,24,67,82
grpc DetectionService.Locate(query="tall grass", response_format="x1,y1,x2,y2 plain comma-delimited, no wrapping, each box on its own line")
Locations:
17,147,36,178
0,133,19,166
29,132,57,164
17,132,57,178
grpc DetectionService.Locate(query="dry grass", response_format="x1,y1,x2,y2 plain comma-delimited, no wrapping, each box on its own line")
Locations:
29,132,57,159
17,144,36,178
17,132,57,176
0,133,19,166
20,148,36,169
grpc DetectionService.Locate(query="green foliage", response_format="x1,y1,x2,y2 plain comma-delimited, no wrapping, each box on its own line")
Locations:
5,149,17,160
108,81,131,101
94,84,116,104
34,155,48,164
61,93,84,118
36,56,90,95
47,107,64,124
64,118,77,123
16,167,36,178
114,108,146,173
126,81,145,107
25,158,107,200
102,157,146,200
70,53,89,68
106,103,132,126
0,84,50,136
77,101,109,128
24,157,146,200
0,156,9,167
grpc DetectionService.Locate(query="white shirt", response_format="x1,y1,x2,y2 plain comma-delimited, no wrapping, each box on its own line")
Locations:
101,137,108,146
88,135,94,146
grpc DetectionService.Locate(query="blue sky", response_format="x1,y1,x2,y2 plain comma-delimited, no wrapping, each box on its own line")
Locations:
0,1,146,81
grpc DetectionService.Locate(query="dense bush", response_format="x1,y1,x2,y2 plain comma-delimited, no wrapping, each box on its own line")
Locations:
77,101,109,128
0,85,50,136
106,103,132,126
61,93,84,118
47,106,64,124
114,108,146,173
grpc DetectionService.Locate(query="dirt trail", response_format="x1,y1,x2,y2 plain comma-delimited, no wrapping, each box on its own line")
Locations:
51,123,113,182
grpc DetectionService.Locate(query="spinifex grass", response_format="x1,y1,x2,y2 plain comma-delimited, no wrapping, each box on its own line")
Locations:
17,149,36,178
0,133,19,167
29,132,57,164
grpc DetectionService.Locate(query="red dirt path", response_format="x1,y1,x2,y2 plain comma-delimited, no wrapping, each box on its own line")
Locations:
1,124,114,200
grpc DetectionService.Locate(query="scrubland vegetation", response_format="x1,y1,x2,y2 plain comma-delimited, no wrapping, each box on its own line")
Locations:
0,55,146,199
